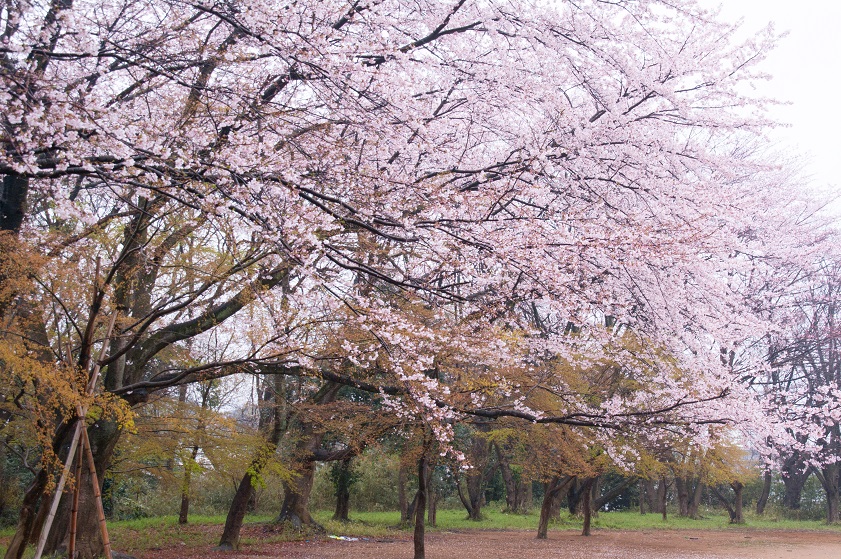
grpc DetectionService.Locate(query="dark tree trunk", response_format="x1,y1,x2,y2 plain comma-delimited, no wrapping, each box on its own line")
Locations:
275,382,340,530
405,491,419,527
639,479,646,515
581,478,594,536
675,476,702,518
333,486,350,522
675,477,689,517
332,458,353,522
660,476,668,521
179,469,192,525
457,471,485,521
459,432,492,520
520,478,533,513
0,444,7,522
781,452,811,510
589,477,601,518
465,473,484,520
277,457,320,529
688,480,703,519
814,463,841,524
496,443,518,513
413,452,428,559
712,482,744,524
641,478,664,514
549,484,564,521
537,476,572,539
731,481,744,524
427,468,438,527
0,176,28,232
756,471,772,515
178,382,212,525
567,478,583,515
179,443,201,524
495,443,530,513
219,374,286,550
217,469,260,550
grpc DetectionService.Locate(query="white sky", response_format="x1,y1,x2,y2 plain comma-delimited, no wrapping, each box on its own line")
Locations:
702,0,841,197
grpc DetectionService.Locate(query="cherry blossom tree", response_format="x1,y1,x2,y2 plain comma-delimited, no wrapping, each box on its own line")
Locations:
1,0,833,556
760,260,841,523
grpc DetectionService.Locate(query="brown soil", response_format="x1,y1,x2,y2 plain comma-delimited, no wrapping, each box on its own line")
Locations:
139,529,841,559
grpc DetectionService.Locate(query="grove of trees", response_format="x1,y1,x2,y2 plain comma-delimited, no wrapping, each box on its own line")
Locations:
1,0,840,558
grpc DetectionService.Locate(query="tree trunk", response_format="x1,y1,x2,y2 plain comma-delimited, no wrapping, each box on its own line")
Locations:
642,479,662,514
413,453,428,559
688,480,703,519
781,452,811,510
712,483,743,524
549,490,563,520
813,463,841,524
660,476,668,521
639,479,646,515
495,443,519,513
466,472,484,520
731,481,744,524
0,176,29,232
675,477,689,517
0,442,8,522
756,471,772,515
581,478,594,536
401,490,416,526
460,433,491,520
828,488,840,525
537,476,572,539
567,478,584,515
179,441,201,525
428,468,438,528
219,374,286,549
332,458,353,522
589,476,601,518
217,469,260,550
277,460,320,529
275,382,340,530
179,467,193,525
520,478,533,513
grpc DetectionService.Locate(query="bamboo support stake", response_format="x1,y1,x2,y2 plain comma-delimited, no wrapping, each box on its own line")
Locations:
80,426,113,559
68,439,82,559
32,421,83,559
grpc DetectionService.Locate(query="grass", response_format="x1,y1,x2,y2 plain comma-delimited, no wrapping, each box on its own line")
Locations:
316,508,841,534
3,507,840,557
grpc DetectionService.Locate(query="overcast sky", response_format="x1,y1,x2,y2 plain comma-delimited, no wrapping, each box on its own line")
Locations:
701,1,841,199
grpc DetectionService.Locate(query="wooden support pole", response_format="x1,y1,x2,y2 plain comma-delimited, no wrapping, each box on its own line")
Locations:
80,427,113,559
33,421,83,559
69,438,83,559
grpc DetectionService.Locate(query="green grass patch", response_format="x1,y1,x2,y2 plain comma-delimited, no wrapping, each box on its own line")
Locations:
316,507,841,535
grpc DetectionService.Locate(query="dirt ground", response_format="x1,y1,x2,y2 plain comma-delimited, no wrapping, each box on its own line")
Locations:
140,529,841,559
